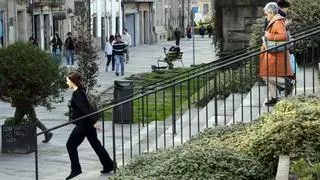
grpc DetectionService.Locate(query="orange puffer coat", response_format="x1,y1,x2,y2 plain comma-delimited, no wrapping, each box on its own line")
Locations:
259,14,293,77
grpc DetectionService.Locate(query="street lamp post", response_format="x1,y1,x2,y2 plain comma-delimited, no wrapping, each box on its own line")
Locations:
121,0,125,30
191,9,195,65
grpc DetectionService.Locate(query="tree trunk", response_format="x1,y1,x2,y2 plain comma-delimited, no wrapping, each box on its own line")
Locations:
14,104,37,124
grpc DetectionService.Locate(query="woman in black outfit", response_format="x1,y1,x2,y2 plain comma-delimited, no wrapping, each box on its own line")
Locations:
66,72,115,180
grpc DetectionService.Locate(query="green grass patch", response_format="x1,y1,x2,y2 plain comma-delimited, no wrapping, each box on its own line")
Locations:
103,59,258,123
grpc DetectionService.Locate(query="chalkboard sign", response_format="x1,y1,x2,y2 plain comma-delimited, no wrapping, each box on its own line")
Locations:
2,124,36,154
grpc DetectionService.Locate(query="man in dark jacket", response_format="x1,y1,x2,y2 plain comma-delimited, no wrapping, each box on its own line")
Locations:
174,28,181,46
65,32,75,68
113,33,127,76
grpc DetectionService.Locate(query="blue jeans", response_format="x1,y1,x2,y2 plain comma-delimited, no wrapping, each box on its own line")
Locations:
114,55,124,74
53,49,61,65
66,49,74,66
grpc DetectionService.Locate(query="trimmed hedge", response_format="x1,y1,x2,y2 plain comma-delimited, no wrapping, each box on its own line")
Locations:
111,96,320,180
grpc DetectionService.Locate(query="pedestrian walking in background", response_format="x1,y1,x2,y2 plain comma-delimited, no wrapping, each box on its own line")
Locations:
65,72,115,180
105,35,115,71
50,33,63,65
174,28,181,46
29,36,39,46
207,24,213,38
276,0,297,90
199,24,206,38
122,28,131,63
186,25,192,40
113,33,127,76
64,32,75,68
260,2,293,106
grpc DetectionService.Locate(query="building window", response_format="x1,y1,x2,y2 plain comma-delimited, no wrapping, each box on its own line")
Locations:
203,4,209,15
93,17,97,37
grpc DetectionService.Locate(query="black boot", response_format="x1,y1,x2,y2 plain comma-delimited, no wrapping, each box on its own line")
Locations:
43,132,53,143
265,98,279,106
36,120,53,143
101,161,117,174
66,171,82,180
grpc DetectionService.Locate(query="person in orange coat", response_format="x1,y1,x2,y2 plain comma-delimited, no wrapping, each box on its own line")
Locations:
259,2,293,106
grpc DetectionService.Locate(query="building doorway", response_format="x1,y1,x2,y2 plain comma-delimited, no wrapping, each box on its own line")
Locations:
34,15,41,46
101,17,105,50
125,14,135,46
143,11,149,44
17,11,25,42
116,17,119,34
0,11,5,47
43,14,50,50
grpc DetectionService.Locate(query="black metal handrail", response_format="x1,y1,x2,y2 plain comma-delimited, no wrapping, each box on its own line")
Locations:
105,22,320,104
37,26,320,139
33,24,320,180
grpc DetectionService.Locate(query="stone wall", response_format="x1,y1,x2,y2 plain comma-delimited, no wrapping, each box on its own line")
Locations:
215,0,269,51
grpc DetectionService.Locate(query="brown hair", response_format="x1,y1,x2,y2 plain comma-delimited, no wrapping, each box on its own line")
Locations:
67,72,84,89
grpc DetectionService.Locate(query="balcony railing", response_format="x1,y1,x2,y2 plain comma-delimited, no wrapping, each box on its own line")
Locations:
33,0,66,7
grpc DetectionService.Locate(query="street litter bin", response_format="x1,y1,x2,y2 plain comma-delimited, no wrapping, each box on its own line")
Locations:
113,80,133,124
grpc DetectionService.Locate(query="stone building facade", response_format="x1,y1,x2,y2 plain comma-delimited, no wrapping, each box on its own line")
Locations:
154,0,191,43
215,0,270,51
0,0,193,50
123,0,153,46
0,0,31,48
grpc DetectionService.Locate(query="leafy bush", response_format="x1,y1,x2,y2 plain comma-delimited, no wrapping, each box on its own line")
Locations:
287,0,320,33
291,159,320,180
224,96,320,173
249,18,265,48
0,42,67,125
112,96,320,179
287,0,320,64
112,139,268,180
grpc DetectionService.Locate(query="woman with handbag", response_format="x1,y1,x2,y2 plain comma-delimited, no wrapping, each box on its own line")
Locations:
65,72,115,179
260,2,293,106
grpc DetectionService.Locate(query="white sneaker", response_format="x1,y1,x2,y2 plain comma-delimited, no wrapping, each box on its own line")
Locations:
72,65,75,68
67,65,70,68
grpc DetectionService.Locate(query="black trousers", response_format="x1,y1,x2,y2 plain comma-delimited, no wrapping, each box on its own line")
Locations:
175,38,180,46
66,125,113,172
106,55,115,70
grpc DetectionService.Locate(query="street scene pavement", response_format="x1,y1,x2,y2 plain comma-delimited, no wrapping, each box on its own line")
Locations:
0,36,217,180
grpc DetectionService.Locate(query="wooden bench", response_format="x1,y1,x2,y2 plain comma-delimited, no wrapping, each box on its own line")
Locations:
157,51,184,69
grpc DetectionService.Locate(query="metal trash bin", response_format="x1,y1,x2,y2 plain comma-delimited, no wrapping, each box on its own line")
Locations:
113,80,133,124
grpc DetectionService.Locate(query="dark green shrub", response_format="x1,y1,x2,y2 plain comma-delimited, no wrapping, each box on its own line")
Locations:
287,0,320,33
249,18,265,48
286,0,320,65
291,159,320,180
224,96,320,174
113,143,268,180
0,42,67,125
111,96,320,179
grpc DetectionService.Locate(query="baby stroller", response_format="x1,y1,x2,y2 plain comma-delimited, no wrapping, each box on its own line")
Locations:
151,46,184,70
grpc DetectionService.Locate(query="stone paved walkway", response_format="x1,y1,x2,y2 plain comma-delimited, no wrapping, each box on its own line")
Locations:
0,36,217,180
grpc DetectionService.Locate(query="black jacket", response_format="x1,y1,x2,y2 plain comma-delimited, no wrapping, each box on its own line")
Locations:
50,37,62,50
70,88,91,127
65,37,75,50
